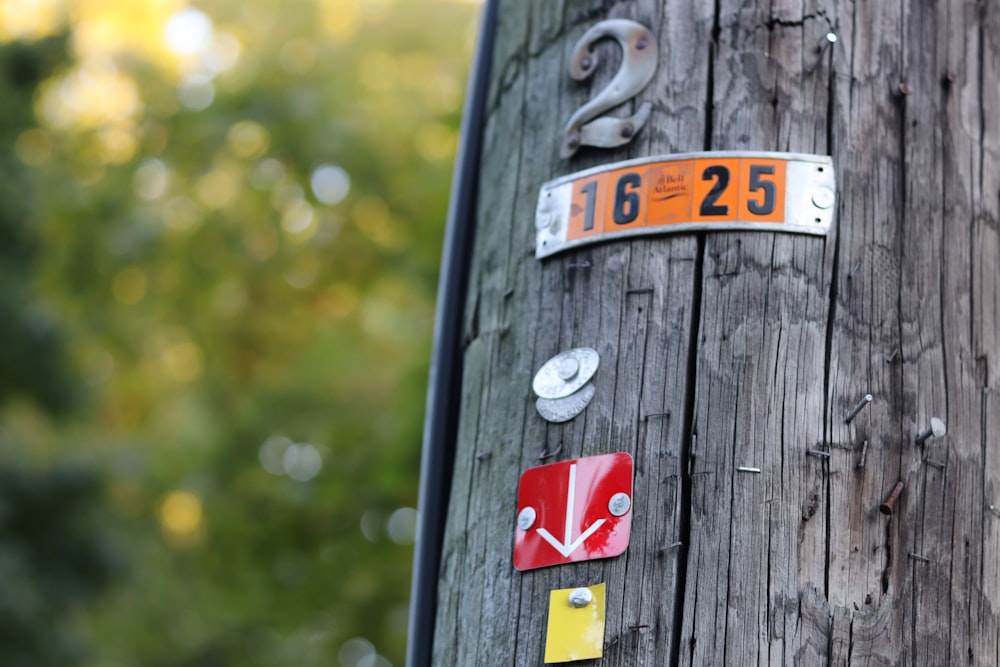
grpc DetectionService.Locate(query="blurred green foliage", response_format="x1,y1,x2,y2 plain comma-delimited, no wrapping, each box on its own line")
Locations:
0,1,478,665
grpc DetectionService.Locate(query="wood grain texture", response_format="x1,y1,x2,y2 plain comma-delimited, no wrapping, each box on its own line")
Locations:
431,0,999,664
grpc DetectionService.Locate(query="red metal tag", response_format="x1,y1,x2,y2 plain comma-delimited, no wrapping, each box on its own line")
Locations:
513,452,634,571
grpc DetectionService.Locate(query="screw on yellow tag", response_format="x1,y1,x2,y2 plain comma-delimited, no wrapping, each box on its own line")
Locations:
543,583,606,663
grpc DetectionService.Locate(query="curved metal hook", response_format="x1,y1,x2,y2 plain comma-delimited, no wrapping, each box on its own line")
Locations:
560,19,658,159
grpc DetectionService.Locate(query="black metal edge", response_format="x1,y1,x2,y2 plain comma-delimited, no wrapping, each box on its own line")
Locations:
406,0,498,665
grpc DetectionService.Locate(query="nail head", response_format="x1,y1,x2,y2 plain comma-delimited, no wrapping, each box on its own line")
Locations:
608,492,631,516
568,587,593,608
517,506,536,530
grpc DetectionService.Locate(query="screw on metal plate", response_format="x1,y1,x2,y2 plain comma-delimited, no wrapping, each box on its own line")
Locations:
533,348,600,400
915,417,947,444
535,383,597,423
608,492,631,516
517,507,536,531
568,587,593,608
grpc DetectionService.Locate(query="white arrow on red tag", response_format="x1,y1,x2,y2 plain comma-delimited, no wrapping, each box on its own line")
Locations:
535,463,606,557
513,452,633,571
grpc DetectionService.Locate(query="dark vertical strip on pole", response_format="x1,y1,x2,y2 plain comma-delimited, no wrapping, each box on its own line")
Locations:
406,1,498,665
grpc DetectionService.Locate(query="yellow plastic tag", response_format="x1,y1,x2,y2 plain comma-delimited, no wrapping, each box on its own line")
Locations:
543,583,606,663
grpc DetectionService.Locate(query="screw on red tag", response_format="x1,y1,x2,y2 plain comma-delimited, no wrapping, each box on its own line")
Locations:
513,452,634,571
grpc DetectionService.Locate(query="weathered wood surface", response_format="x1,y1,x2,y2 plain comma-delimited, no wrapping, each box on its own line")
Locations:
432,0,999,664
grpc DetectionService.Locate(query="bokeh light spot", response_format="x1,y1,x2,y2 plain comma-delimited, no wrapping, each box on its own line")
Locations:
339,637,376,667
195,167,240,209
310,164,350,205
227,120,270,159
385,507,417,545
163,340,204,382
164,8,214,56
259,435,292,476
283,443,322,481
282,200,317,238
134,158,169,201
178,74,215,111
159,491,203,538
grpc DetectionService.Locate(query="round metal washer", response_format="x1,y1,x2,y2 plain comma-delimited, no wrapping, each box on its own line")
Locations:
535,383,596,423
532,348,600,399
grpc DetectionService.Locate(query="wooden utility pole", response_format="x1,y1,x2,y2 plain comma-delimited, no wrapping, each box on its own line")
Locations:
411,0,999,664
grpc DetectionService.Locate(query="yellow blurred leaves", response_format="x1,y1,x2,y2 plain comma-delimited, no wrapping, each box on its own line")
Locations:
0,0,63,41
39,58,139,129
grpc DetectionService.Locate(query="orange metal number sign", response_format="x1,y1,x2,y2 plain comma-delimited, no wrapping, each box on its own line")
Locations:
536,151,834,258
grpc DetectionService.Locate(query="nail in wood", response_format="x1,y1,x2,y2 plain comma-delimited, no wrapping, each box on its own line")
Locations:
659,541,683,554
923,458,946,470
908,552,930,563
844,394,874,423
915,417,946,444
856,439,869,469
626,286,654,295
643,410,671,422
737,466,762,473
879,481,905,515
988,504,1000,518
567,261,591,269
807,449,831,459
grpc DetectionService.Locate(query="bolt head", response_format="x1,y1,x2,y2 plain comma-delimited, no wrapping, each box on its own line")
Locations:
555,357,580,381
568,587,593,608
608,492,631,517
812,186,835,210
517,507,536,531
826,32,838,43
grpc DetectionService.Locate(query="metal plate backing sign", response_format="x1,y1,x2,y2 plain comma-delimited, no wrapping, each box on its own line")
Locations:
535,151,836,258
